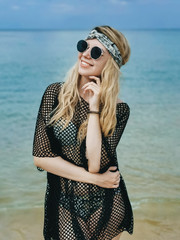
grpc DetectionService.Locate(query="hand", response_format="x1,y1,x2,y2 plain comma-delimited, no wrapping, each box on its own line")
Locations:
81,76,101,111
95,166,121,188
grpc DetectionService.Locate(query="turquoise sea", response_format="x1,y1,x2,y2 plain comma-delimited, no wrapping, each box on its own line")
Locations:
0,30,180,239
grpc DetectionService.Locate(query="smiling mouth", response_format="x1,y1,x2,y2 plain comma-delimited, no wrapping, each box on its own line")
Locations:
81,60,93,67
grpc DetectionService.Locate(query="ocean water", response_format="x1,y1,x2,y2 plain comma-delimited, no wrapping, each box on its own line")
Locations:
0,30,180,239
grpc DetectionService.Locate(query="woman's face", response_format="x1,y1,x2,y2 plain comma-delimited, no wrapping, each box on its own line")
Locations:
78,39,110,77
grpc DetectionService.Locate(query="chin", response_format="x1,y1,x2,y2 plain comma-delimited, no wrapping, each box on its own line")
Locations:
78,67,92,77
78,66,100,77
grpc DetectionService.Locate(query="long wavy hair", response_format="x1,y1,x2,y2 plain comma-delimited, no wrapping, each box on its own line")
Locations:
48,26,131,144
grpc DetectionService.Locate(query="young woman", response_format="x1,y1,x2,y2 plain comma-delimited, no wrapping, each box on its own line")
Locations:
33,26,134,240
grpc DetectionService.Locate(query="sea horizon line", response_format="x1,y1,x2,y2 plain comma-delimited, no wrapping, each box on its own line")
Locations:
0,27,179,32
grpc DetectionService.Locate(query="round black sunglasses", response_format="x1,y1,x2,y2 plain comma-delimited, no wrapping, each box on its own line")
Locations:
77,40,104,60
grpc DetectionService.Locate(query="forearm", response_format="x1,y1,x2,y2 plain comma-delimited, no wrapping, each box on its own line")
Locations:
34,156,120,189
86,113,102,173
34,156,97,184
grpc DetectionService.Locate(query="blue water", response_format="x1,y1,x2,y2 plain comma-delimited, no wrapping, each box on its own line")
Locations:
0,30,180,215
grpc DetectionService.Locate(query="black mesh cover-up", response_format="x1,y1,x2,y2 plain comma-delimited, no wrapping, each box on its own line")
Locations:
33,82,134,240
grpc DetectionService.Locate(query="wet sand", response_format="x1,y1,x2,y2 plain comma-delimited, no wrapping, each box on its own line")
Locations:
0,207,44,240
121,200,180,240
0,201,179,240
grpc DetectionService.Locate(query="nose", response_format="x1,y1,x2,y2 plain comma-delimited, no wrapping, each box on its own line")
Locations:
82,47,91,59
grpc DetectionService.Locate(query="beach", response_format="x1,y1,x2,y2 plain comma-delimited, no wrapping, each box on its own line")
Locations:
0,29,180,239
1,202,180,240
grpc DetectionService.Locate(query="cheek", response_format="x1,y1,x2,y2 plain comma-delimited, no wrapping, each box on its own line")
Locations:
93,59,107,74
78,53,82,61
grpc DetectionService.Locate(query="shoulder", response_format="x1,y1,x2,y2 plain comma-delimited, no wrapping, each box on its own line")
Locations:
44,82,64,94
116,99,130,118
42,82,64,99
40,82,64,109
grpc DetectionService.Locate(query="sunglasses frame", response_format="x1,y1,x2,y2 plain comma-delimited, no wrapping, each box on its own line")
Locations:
77,40,104,60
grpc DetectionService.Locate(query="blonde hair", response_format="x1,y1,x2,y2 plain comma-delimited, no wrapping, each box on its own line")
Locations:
48,26,131,144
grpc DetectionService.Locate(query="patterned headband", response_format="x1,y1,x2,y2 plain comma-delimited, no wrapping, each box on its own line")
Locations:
86,29,122,68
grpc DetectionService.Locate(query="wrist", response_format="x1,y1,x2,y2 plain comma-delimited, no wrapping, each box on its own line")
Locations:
90,172,100,185
89,103,99,112
89,107,99,112
87,110,100,115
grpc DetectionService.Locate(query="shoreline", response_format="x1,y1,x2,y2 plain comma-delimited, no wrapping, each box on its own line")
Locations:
0,202,179,240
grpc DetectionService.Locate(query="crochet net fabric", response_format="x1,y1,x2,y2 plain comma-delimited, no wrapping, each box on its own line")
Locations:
33,82,134,240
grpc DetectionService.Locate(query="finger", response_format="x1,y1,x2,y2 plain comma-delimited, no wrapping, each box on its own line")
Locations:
89,76,101,86
82,81,100,90
83,83,99,91
83,85,100,95
115,175,120,181
109,166,117,172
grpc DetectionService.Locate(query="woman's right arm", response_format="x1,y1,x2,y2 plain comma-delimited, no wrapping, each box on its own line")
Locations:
34,156,120,188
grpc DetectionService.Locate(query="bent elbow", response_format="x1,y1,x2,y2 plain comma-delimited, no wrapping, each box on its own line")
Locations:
88,165,100,173
88,169,99,173
87,156,101,173
33,156,41,168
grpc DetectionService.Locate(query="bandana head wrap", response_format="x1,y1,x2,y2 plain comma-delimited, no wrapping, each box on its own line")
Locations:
86,29,122,68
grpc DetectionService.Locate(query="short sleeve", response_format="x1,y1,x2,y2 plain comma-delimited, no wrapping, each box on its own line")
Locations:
106,102,130,154
80,103,130,172
100,102,130,171
32,82,63,170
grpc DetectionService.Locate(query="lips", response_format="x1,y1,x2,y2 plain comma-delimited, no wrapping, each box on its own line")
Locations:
80,59,93,67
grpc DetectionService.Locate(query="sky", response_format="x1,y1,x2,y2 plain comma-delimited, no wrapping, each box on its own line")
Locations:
0,0,179,30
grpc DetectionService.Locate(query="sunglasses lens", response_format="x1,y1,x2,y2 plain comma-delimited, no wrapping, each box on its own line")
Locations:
91,46,102,59
77,40,88,52
77,41,102,60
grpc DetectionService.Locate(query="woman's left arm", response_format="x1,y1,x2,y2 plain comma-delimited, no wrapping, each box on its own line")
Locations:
82,77,130,174
82,76,102,173
86,112,102,173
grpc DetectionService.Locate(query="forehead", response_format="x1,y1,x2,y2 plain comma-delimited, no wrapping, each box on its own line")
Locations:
86,39,107,52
